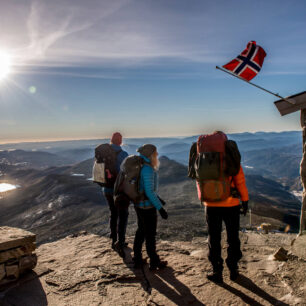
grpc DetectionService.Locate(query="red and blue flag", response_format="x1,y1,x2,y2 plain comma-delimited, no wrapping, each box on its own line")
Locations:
222,41,266,81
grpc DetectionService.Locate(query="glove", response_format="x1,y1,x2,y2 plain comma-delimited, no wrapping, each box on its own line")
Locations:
159,208,168,220
240,201,248,216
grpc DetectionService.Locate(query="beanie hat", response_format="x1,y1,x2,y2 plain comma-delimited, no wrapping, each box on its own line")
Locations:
137,144,157,158
111,132,122,146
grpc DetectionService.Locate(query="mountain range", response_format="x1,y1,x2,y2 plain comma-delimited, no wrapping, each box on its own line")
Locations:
0,130,303,244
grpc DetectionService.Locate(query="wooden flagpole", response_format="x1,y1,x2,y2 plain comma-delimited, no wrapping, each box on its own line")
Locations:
300,110,306,235
216,66,296,105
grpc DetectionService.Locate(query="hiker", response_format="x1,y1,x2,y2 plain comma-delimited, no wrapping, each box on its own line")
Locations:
93,132,129,250
133,144,168,270
188,131,248,283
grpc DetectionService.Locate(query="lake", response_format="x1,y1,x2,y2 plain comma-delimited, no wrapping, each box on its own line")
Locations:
0,183,18,193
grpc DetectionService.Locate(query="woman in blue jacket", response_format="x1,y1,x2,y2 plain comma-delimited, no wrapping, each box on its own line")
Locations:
133,144,168,270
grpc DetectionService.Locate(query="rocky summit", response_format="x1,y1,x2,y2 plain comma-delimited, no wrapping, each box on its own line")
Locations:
0,231,305,306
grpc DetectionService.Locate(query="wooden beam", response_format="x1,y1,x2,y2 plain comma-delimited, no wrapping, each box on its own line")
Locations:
299,109,306,235
274,91,306,116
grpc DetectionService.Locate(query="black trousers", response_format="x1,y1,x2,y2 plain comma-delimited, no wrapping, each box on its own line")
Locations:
105,194,129,245
133,207,159,263
115,194,130,246
205,205,242,272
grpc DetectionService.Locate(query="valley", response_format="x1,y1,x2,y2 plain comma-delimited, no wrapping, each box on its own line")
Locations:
0,131,302,244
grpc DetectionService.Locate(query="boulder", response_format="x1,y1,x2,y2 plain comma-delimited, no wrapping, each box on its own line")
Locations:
273,247,288,261
0,227,37,287
291,235,306,260
0,227,36,252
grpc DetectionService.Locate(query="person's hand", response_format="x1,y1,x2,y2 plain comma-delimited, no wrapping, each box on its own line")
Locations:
159,208,168,219
240,201,248,216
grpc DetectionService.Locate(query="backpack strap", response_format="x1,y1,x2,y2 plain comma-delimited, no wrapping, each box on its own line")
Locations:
114,149,122,158
188,142,197,179
137,160,152,202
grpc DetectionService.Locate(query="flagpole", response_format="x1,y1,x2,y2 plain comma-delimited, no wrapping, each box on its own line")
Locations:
216,66,295,105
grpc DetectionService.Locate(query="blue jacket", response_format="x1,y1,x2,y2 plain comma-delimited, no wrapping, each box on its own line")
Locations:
103,144,128,195
134,155,162,210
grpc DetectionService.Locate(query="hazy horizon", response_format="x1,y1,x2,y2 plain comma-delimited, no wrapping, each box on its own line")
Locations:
0,129,301,146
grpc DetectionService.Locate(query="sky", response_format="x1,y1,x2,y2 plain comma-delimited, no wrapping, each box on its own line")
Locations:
1,0,306,143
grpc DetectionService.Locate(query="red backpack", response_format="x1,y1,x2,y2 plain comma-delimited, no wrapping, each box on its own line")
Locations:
195,132,231,202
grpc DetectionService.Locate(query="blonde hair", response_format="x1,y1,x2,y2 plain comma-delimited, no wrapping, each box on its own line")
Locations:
150,152,160,170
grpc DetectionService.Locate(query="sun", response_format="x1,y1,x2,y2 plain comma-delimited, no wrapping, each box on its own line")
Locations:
0,50,12,81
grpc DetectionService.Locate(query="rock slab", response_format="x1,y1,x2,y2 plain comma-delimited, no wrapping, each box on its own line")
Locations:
291,235,306,260
1,231,305,305
0,227,37,286
0,227,36,252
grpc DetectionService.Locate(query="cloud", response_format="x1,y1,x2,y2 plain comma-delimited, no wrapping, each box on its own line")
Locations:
20,1,103,64
262,70,306,76
10,0,133,67
2,0,306,79
25,2,91,59
12,67,124,80
7,0,224,72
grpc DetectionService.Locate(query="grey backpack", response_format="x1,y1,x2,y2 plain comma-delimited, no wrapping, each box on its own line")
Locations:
114,155,148,204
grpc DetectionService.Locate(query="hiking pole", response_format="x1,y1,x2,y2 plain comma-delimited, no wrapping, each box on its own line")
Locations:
216,66,296,105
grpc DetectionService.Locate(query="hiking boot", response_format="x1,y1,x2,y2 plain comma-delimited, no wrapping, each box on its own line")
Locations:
149,260,168,271
206,272,223,284
132,257,146,269
110,233,117,240
114,241,125,259
111,241,116,250
229,269,239,281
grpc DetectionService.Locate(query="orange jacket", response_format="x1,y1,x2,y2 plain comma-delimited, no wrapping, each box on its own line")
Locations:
197,166,249,207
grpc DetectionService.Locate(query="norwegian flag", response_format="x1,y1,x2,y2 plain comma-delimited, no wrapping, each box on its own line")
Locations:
222,41,266,81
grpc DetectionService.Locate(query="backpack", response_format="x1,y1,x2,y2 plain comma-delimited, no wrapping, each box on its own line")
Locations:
92,144,121,187
224,140,241,177
191,132,231,202
188,142,197,179
114,155,148,204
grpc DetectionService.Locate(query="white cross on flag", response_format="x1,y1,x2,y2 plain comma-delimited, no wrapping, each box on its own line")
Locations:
222,41,266,81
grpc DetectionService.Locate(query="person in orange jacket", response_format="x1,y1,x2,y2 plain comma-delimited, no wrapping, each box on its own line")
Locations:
189,131,249,283
202,165,249,283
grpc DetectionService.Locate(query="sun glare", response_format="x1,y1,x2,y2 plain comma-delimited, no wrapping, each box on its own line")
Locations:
0,50,12,81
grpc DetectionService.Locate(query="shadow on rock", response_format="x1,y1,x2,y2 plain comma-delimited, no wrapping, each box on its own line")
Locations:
236,275,289,306
149,267,205,306
121,246,153,294
0,271,47,306
216,274,289,306
120,247,205,305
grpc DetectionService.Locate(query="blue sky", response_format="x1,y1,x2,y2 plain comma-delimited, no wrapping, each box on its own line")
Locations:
0,0,306,143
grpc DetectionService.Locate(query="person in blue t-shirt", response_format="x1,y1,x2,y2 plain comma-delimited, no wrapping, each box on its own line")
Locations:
102,132,129,251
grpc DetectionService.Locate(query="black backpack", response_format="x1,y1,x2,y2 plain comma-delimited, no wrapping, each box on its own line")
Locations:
188,142,197,179
224,140,241,177
94,144,121,187
114,155,148,204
